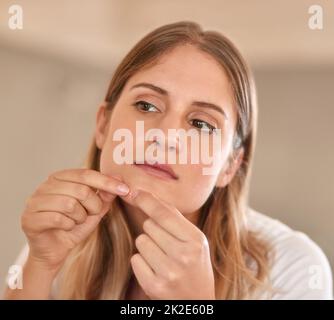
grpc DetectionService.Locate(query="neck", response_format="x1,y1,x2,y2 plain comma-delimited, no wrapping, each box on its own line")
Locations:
119,198,201,238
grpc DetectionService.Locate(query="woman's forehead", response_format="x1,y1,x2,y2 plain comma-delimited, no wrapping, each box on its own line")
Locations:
130,48,231,93
124,46,235,120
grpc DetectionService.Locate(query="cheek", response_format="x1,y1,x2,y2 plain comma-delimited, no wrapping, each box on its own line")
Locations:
175,164,218,214
99,140,133,177
99,139,118,175
99,102,139,170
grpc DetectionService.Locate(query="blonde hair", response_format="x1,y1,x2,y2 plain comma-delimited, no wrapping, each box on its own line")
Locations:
58,21,274,299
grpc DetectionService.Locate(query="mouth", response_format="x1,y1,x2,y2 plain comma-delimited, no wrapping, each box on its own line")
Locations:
133,161,179,181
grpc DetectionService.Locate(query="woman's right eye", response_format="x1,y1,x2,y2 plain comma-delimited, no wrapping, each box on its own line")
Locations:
133,101,160,113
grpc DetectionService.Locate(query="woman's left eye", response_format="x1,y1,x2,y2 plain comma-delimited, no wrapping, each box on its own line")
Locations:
133,101,160,113
191,119,217,134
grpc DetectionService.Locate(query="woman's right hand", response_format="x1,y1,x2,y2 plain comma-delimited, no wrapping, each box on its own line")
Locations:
21,168,130,273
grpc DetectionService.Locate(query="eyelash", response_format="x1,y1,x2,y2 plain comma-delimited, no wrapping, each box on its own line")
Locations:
133,100,160,113
191,119,217,134
133,100,217,134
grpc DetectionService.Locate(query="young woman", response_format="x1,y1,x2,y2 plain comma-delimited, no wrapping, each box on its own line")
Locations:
3,21,333,300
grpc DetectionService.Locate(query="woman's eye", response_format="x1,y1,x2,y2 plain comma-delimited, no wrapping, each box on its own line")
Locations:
133,101,160,113
191,119,217,134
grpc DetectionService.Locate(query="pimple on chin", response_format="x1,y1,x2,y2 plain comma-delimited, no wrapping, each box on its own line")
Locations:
119,188,140,205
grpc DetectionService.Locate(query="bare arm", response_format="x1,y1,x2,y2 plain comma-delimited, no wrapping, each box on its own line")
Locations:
3,254,59,300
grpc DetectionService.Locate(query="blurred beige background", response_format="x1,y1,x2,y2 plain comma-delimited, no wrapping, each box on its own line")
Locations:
0,0,333,288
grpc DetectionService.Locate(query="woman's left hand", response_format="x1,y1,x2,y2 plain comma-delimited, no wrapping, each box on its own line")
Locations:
123,189,216,300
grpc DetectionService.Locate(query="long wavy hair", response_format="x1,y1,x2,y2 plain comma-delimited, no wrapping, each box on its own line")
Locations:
57,21,274,299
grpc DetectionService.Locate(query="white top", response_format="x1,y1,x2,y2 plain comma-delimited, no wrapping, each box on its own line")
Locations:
9,207,333,299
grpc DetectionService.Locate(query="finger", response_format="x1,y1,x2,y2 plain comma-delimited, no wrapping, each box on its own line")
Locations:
27,194,88,224
51,169,130,196
130,253,156,295
142,218,182,259
126,190,198,241
67,206,110,243
22,211,75,234
38,179,108,215
135,233,175,276
98,190,116,203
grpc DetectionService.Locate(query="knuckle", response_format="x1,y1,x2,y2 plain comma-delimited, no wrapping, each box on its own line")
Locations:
78,169,91,184
34,185,44,196
195,231,209,249
177,246,195,266
95,201,103,214
24,195,33,209
88,197,103,215
48,169,65,181
179,253,192,266
190,242,204,256
77,185,91,201
192,243,203,255
34,179,50,194
53,213,63,226
63,197,76,213
135,234,148,247
75,212,87,224
142,218,152,231
165,270,178,283
46,173,55,182
52,169,65,176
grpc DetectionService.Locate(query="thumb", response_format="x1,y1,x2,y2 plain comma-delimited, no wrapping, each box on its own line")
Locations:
68,193,114,243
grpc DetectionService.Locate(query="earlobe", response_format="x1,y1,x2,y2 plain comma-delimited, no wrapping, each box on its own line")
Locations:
95,104,109,150
216,147,244,188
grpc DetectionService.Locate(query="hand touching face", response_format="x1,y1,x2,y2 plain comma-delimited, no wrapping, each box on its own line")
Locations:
120,189,216,300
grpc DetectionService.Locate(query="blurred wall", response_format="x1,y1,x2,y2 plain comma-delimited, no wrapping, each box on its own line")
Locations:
1,43,333,287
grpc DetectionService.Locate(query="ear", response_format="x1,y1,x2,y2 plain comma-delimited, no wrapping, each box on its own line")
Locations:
216,147,244,188
95,103,110,150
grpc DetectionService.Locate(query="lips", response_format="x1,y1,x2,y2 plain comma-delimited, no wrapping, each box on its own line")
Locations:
134,161,179,180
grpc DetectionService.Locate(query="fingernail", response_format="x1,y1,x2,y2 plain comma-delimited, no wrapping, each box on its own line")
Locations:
116,184,130,195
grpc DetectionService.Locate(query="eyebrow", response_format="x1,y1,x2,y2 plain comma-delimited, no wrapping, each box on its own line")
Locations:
130,82,228,120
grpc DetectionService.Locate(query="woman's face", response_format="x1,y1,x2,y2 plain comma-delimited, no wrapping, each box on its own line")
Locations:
96,44,241,216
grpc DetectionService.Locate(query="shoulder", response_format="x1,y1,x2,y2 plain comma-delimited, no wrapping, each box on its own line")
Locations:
246,207,333,299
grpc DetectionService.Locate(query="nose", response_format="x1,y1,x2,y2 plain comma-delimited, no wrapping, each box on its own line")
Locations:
152,133,179,153
149,117,183,162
